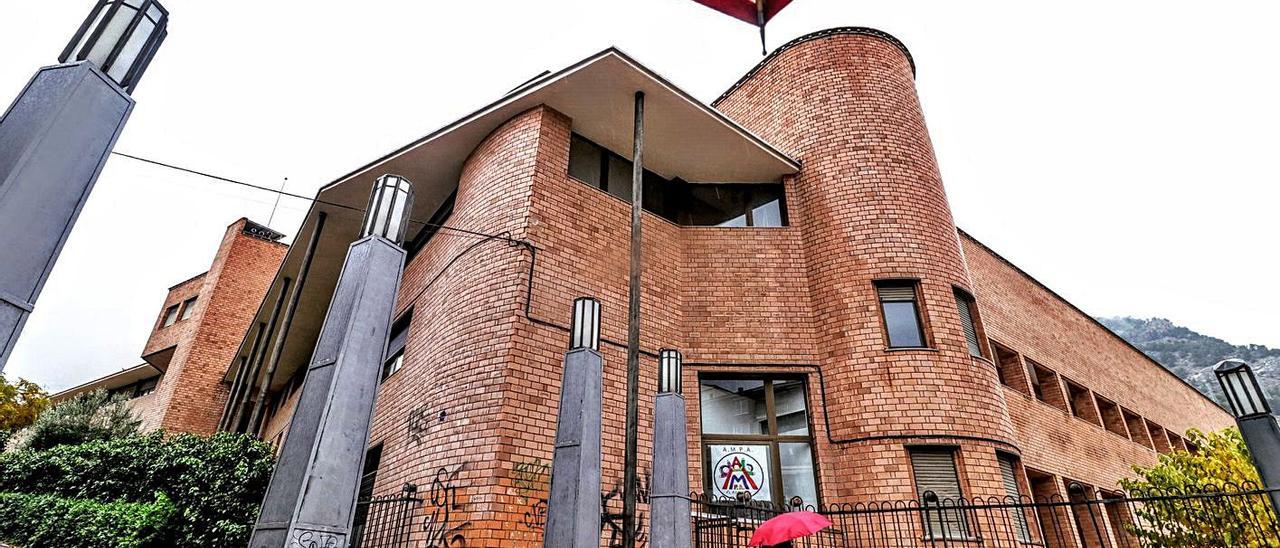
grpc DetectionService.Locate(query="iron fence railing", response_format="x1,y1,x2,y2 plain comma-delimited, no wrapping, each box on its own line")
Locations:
689,482,1280,548
351,483,422,548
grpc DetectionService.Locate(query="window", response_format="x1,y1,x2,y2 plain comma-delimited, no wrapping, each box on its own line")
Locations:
406,190,456,262
953,289,985,358
1122,408,1152,449
1095,396,1128,438
160,304,180,327
349,444,383,547
567,133,786,227
699,376,817,507
997,454,1033,543
380,309,413,382
1146,421,1172,454
178,296,197,321
133,376,159,398
909,448,969,539
990,341,1031,396
876,281,927,349
1063,379,1101,426
1026,359,1068,411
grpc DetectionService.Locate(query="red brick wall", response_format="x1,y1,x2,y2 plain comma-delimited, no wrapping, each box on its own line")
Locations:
255,29,1235,547
714,30,1016,502
962,233,1233,488
144,219,286,435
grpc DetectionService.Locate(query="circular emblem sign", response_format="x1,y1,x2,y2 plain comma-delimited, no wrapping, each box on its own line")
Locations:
714,450,766,498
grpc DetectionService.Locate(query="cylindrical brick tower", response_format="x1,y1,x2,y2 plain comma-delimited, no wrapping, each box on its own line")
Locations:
715,28,1017,501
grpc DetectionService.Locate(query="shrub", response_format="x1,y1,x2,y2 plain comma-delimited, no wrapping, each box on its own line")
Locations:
1118,428,1276,546
0,431,276,546
0,375,49,431
10,389,139,451
0,491,175,548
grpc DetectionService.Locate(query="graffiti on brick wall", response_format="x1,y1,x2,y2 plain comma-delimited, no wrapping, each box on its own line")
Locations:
407,405,446,445
601,472,650,548
422,463,468,548
513,458,550,530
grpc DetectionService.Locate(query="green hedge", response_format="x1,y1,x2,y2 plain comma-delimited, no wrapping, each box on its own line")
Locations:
0,491,175,547
0,431,275,546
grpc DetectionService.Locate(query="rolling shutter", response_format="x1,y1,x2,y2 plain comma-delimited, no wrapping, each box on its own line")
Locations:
998,455,1032,541
878,285,917,302
911,449,969,539
955,290,983,357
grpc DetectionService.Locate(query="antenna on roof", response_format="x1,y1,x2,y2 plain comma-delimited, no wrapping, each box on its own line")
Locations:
267,177,286,228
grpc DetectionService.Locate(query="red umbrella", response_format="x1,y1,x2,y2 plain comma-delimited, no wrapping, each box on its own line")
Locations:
691,0,797,54
748,511,833,546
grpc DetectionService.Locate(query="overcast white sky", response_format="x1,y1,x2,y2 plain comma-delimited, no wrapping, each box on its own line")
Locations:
2,1,1276,391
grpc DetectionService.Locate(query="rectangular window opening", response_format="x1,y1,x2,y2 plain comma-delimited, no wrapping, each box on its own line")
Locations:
953,289,985,358
1122,408,1153,449
160,304,180,327
567,133,787,227
909,448,970,540
991,341,1030,396
876,281,927,349
1063,379,1102,426
1095,396,1128,438
350,444,383,547
997,453,1033,543
1146,421,1172,454
380,309,413,382
1026,359,1068,412
178,296,197,321
699,375,817,508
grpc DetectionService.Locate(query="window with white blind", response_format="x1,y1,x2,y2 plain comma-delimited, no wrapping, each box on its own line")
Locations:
909,448,969,539
954,289,984,358
876,281,927,348
380,308,413,382
998,454,1033,542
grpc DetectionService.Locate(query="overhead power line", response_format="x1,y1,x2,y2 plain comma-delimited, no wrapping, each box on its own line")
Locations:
108,151,520,243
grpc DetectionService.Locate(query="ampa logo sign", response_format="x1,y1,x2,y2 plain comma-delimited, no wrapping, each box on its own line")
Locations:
710,444,770,501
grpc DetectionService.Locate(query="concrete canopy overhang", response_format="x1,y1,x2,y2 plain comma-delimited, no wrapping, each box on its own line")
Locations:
52,363,159,404
222,47,799,396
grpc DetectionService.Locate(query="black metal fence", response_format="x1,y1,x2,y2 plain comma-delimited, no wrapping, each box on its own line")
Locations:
351,484,422,548
690,483,1280,548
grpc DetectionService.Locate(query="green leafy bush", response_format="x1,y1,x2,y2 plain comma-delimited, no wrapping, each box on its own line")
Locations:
0,431,275,546
1118,428,1277,547
9,389,139,451
0,491,175,548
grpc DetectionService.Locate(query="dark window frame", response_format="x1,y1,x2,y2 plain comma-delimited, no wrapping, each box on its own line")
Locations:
698,373,820,508
952,287,987,359
567,133,788,227
875,279,930,349
178,296,198,321
159,304,180,328
380,308,413,382
995,451,1034,543
907,445,972,540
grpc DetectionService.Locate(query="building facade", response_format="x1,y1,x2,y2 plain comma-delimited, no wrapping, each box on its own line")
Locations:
217,29,1233,546
52,218,286,435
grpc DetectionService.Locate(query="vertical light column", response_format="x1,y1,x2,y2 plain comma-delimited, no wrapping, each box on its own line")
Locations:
650,348,691,548
248,175,412,548
544,297,604,548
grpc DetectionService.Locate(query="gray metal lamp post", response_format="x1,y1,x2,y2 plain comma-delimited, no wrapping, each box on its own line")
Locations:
543,297,604,548
1214,359,1280,513
248,174,413,548
650,348,692,548
0,0,169,369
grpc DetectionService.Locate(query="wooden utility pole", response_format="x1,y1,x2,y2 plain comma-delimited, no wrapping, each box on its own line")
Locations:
622,90,645,548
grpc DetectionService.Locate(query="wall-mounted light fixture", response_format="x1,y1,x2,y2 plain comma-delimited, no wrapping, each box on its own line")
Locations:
658,348,682,395
569,297,600,351
60,0,169,93
1216,358,1272,418
361,174,415,245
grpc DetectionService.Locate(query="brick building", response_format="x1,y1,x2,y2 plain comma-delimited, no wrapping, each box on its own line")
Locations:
52,218,286,435
216,29,1233,546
